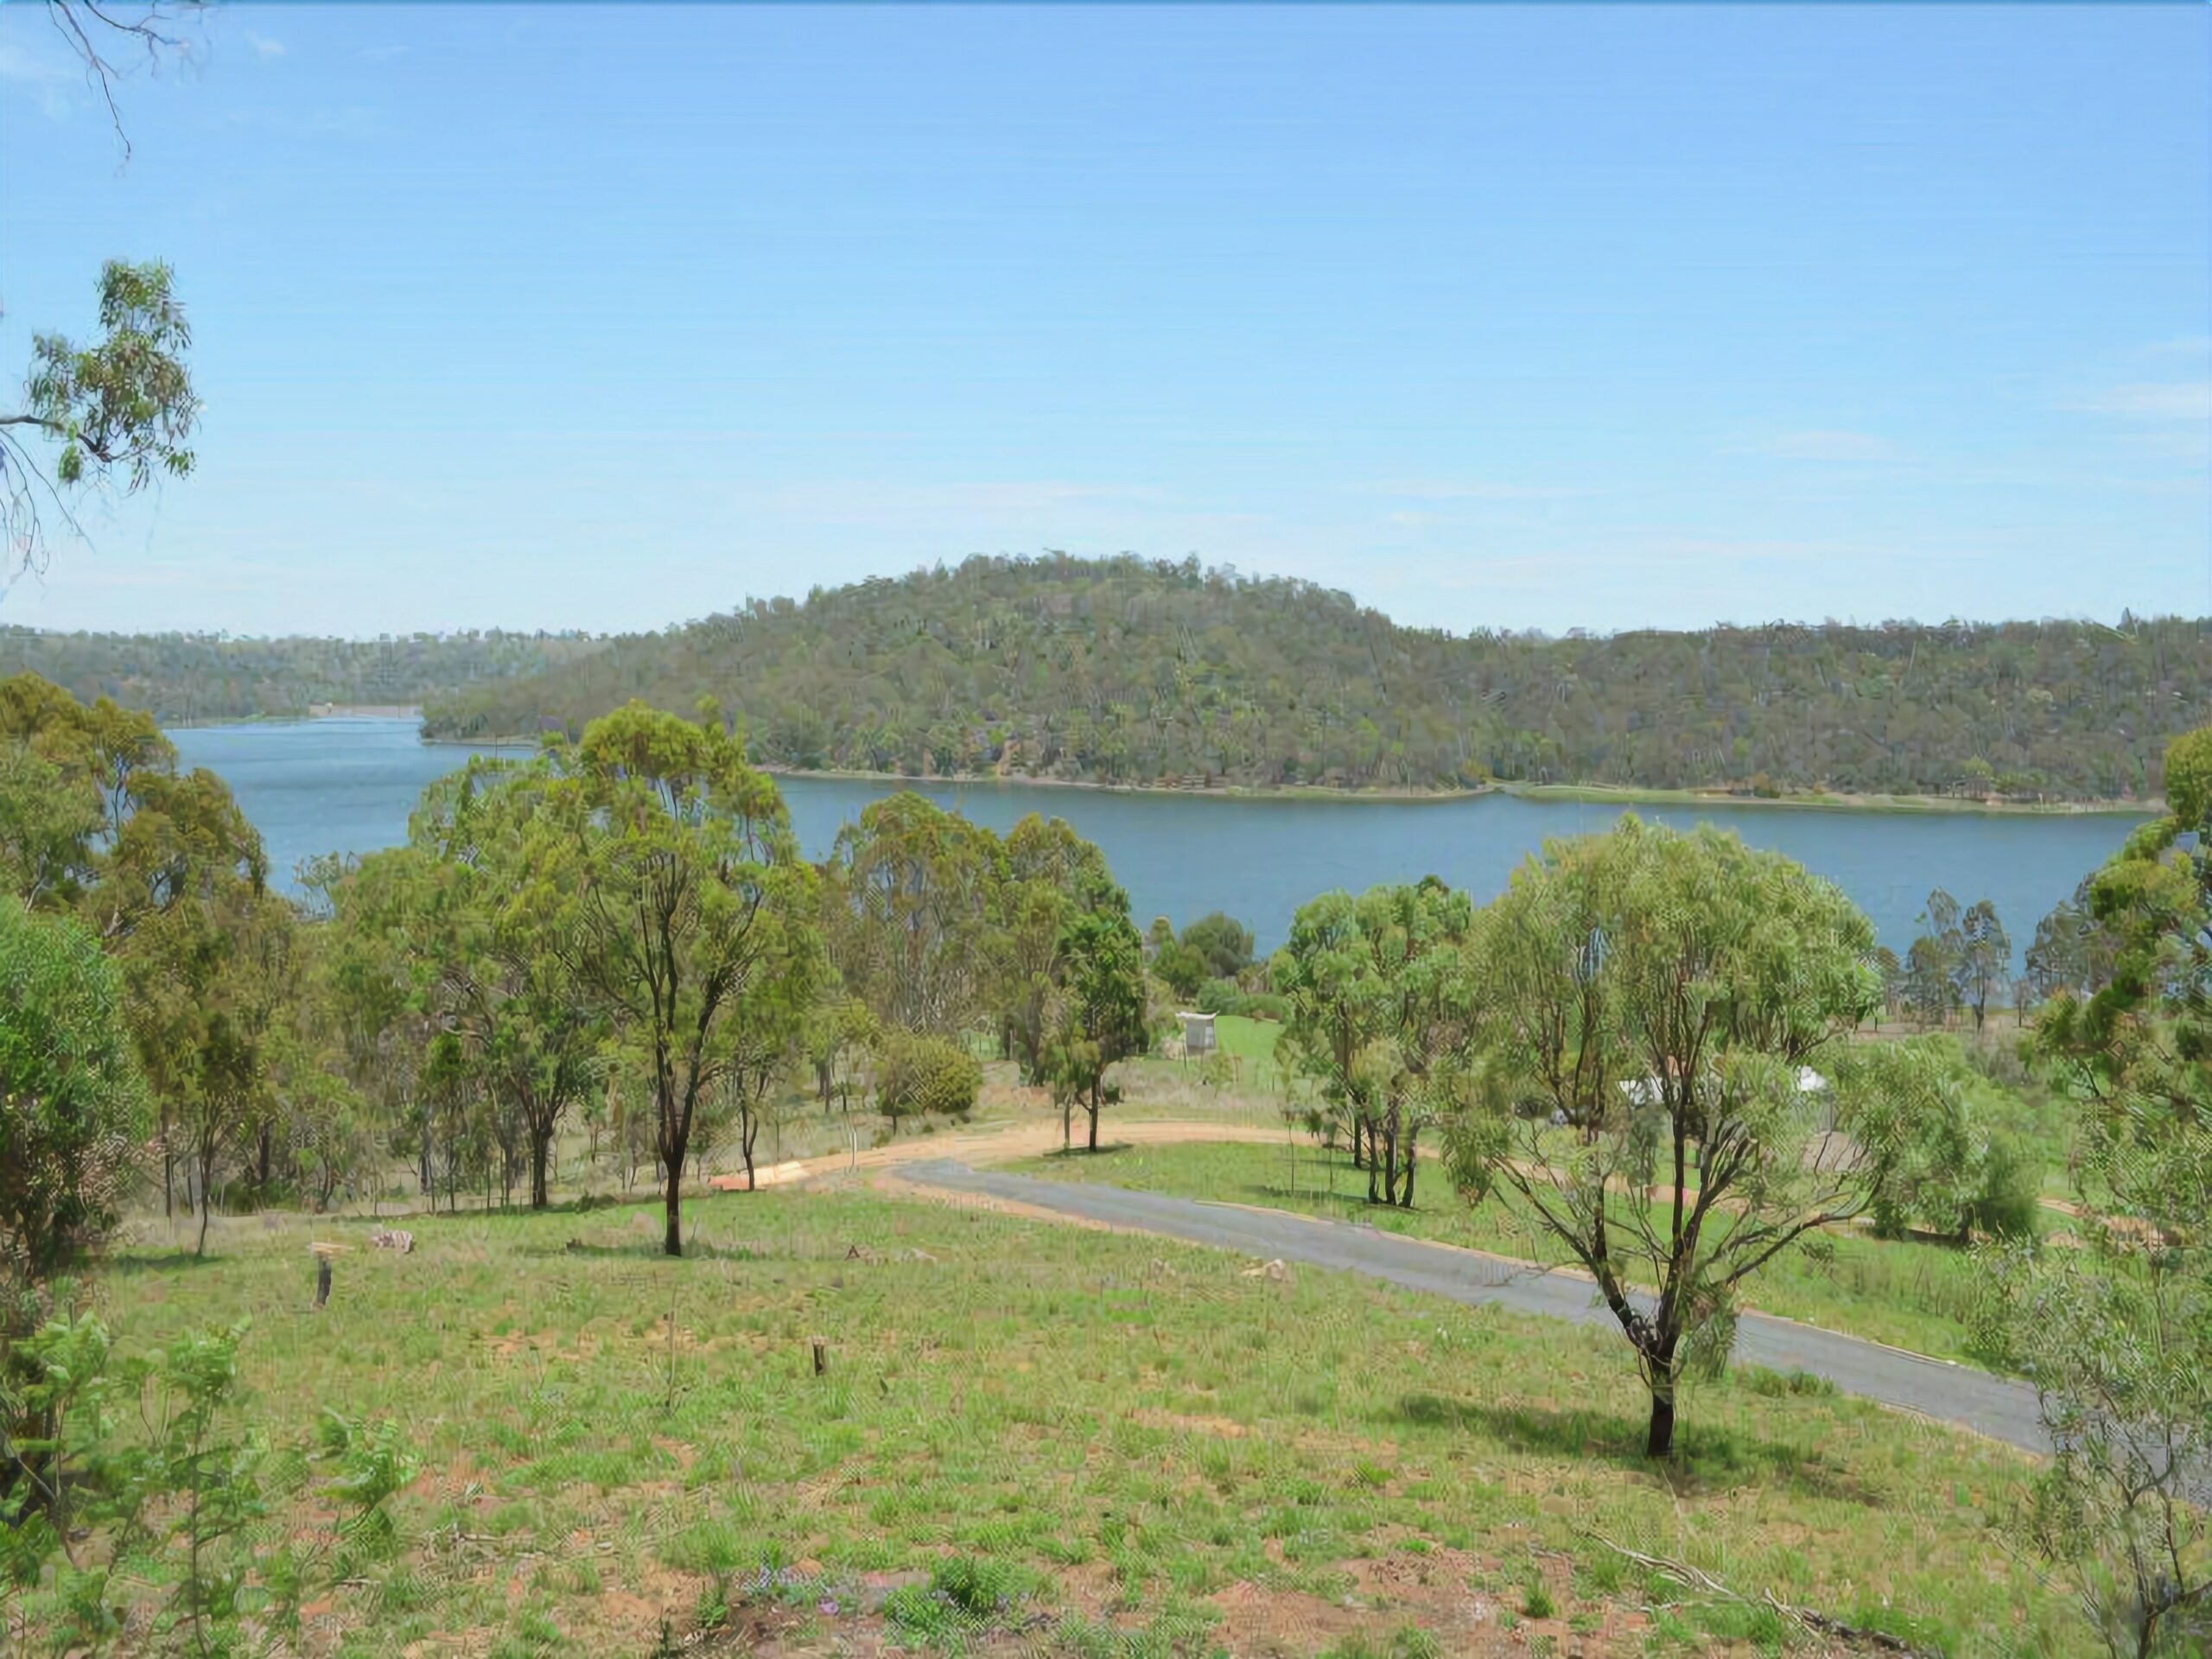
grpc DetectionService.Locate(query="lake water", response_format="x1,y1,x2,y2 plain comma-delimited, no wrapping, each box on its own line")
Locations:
170,717,2145,964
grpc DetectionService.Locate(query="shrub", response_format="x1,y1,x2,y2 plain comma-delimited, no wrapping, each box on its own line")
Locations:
1522,1573,1555,1619
0,905,146,1288
1152,940,1210,1001
1195,976,1242,1015
1966,1134,2043,1242
873,1030,982,1130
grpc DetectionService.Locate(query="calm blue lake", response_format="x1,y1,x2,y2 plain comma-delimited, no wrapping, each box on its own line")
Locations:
170,717,2144,963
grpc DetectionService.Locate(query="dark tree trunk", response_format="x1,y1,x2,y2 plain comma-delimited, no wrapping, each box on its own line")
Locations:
1086,1085,1101,1151
1645,1391,1676,1459
663,1083,690,1255
194,1136,217,1257
257,1122,272,1193
1350,1115,1366,1171
530,1123,553,1210
662,1149,685,1257
1399,1122,1418,1207
1380,1108,1401,1205
1365,1117,1380,1205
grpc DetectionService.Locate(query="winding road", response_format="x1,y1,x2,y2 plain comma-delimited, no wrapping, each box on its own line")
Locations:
899,1157,2051,1455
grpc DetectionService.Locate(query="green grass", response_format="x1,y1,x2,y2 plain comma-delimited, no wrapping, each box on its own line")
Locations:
1011,1139,2012,1369
63,1181,2082,1656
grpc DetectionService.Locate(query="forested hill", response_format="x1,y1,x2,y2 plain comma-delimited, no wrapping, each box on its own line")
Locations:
420,555,2207,803
0,627,602,725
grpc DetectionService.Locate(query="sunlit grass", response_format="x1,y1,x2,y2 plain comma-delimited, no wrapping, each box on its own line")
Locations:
1013,1139,2012,1369
83,1181,2080,1655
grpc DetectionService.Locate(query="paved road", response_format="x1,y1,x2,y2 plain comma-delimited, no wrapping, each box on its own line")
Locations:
901,1158,2050,1454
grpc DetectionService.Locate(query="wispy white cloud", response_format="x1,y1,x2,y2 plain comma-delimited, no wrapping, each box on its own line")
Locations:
355,44,410,64
244,30,286,60
2073,381,2212,423
2145,335,2211,359
1744,429,1897,463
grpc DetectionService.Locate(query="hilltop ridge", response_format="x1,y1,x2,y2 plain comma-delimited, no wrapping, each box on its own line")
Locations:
418,554,2204,801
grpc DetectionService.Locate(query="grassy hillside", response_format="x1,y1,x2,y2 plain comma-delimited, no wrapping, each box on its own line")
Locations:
69,1185,2080,1656
422,554,2207,800
0,626,603,725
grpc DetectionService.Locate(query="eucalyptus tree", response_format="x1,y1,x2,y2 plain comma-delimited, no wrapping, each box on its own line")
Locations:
1272,890,1389,1181
1448,819,1889,1459
531,702,824,1256
124,873,292,1255
307,849,449,1204
90,752,274,1240
409,759,603,1209
2025,878,2120,1006
802,994,878,1111
3,260,200,572
1955,899,2011,1033
822,791,1004,1039
999,812,1115,1084
1986,728,2212,1659
1272,880,1471,1206
1045,899,1148,1152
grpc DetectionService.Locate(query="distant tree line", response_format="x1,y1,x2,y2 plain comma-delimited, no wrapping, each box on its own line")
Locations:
417,554,2207,801
0,626,602,724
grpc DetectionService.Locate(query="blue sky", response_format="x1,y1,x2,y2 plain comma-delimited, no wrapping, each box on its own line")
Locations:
2,3,2205,639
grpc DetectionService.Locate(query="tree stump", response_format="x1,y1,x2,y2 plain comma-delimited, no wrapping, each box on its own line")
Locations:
810,1337,828,1376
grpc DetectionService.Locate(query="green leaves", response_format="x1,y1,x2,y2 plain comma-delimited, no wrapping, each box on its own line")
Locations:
0,905,146,1284
541,702,824,1252
8,260,199,569
1451,818,1884,1453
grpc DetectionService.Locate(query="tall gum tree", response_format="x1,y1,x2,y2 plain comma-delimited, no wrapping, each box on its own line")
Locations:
1448,818,1891,1458
531,702,823,1257
1273,880,1473,1206
410,759,601,1210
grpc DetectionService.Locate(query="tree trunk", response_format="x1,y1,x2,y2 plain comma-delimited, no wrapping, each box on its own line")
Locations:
194,1143,215,1258
1645,1390,1675,1459
530,1123,553,1210
1365,1116,1380,1205
1399,1122,1418,1207
663,1166,684,1257
257,1122,272,1192
1086,1085,1101,1151
1350,1115,1366,1171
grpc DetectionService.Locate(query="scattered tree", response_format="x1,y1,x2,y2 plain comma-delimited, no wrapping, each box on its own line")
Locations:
1046,901,1148,1151
1448,819,1888,1459
531,702,823,1256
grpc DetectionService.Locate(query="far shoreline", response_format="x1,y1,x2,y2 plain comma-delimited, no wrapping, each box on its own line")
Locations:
413,723,2164,817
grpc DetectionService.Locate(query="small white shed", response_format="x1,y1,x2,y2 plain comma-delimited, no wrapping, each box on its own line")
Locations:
1178,1011,1217,1057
